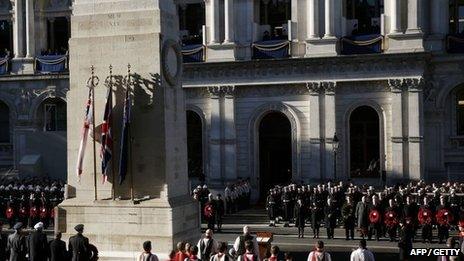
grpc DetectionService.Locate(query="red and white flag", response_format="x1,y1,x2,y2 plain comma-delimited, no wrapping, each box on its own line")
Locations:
76,88,93,178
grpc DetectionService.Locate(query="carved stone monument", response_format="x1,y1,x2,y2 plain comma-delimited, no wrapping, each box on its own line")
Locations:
58,0,199,259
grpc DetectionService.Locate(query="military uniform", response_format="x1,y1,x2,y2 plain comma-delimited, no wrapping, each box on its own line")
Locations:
341,201,355,240
368,203,382,241
294,201,306,238
69,234,90,261
310,202,321,238
324,203,337,239
266,193,276,226
7,229,27,261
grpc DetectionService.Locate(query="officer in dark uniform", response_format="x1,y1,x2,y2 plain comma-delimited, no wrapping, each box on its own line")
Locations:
436,196,451,244
403,196,418,240
385,199,399,241
7,222,27,261
368,196,382,241
341,196,355,240
266,190,277,227
281,187,291,227
324,198,337,239
49,232,68,261
310,201,321,239
215,194,225,232
69,224,91,261
419,197,433,243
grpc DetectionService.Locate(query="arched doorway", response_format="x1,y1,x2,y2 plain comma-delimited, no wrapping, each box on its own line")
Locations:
0,100,9,142
186,110,203,179
259,111,292,198
349,106,380,178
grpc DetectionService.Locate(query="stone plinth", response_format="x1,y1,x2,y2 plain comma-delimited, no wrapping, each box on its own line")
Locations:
59,0,199,257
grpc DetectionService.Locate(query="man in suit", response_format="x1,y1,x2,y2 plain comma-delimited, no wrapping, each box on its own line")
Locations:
324,198,337,239
49,231,68,261
68,224,90,261
28,222,49,261
7,222,27,261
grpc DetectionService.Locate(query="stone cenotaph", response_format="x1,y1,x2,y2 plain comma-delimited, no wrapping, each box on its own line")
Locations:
58,0,199,259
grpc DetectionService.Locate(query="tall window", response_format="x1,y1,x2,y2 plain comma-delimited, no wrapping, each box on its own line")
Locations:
457,88,464,136
259,0,291,40
346,0,383,35
186,110,203,178
179,4,205,45
0,20,12,56
0,101,9,143
38,98,66,132
46,17,70,55
450,0,464,34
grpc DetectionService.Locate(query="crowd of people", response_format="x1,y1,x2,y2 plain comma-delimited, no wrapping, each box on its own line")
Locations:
0,177,65,229
0,221,98,261
265,180,464,245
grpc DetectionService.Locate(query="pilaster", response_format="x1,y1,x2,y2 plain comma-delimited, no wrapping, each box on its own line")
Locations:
207,86,223,185
388,78,406,180
322,81,336,180
222,85,237,182
307,82,322,181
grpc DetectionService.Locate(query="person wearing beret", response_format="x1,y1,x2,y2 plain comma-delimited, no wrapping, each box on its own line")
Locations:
27,222,49,261
68,224,90,261
7,222,27,261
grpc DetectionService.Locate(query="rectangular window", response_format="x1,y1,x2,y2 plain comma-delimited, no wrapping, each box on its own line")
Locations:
458,91,464,136
450,0,464,34
44,104,57,131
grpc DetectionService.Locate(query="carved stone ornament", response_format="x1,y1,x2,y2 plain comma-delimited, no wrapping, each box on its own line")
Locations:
161,39,182,87
207,86,221,97
403,77,425,92
306,82,321,95
321,81,336,94
388,79,403,93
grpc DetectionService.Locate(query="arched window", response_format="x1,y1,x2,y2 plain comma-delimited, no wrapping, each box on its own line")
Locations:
186,110,203,178
178,3,205,45
0,20,12,57
0,101,9,142
37,98,67,132
259,0,291,41
47,17,70,54
457,88,464,135
450,0,464,34
346,0,383,36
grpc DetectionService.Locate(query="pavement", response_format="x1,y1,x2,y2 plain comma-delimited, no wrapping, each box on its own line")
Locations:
200,208,451,261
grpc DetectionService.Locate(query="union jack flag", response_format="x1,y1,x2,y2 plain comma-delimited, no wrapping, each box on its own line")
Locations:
76,88,93,177
100,87,113,182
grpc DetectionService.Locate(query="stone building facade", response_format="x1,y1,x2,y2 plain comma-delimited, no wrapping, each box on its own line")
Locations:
179,0,464,197
0,0,70,179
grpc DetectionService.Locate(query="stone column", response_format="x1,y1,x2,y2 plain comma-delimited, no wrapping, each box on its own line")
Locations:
322,81,336,180
307,82,322,181
390,0,402,33
208,0,220,44
406,0,422,34
208,86,223,184
324,0,334,38
224,0,234,43
405,78,424,180
13,0,25,58
49,18,55,51
25,0,35,58
222,86,237,182
388,79,405,180
306,0,319,39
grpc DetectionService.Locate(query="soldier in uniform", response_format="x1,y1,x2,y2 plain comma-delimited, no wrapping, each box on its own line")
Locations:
294,199,306,238
69,224,91,261
266,190,277,227
7,222,27,261
341,196,355,240
203,194,216,231
38,192,50,228
355,196,369,239
398,219,414,261
310,201,321,239
215,194,225,232
403,196,418,240
224,184,232,215
281,187,291,227
419,197,433,243
6,196,16,228
436,195,452,244
324,198,337,239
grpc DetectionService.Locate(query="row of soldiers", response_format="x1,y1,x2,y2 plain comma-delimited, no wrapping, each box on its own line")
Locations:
266,181,463,243
0,177,65,229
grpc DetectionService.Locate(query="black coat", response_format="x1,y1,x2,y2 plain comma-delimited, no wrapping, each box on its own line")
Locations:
68,234,90,261
310,205,321,229
7,232,27,261
49,239,68,261
324,205,337,228
0,234,7,260
28,230,49,261
294,204,306,228
341,203,355,228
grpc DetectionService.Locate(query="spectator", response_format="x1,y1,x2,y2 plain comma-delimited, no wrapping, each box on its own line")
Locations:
69,224,90,261
185,245,200,261
197,229,217,260
237,240,258,261
210,242,231,261
264,245,279,261
49,231,68,261
138,241,159,261
233,226,259,257
350,239,375,261
28,222,49,261
307,241,331,261
175,242,188,261
185,242,192,258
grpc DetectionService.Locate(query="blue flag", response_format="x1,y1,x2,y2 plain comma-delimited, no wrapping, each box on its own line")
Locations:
118,88,131,185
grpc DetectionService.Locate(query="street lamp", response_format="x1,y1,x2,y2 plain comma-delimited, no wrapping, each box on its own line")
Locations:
333,132,339,180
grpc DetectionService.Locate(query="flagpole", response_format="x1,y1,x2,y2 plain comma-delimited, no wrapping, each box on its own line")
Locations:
90,65,99,201
108,65,116,200
127,64,135,202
